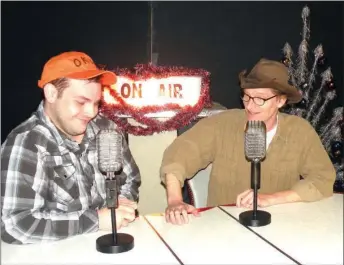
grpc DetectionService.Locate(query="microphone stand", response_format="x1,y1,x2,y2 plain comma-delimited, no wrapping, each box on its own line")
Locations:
96,172,134,254
239,159,271,227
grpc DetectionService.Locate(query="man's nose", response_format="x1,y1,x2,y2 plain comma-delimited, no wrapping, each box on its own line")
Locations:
84,104,98,118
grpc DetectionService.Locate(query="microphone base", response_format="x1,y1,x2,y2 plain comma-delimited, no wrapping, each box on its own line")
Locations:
239,210,271,227
96,233,134,254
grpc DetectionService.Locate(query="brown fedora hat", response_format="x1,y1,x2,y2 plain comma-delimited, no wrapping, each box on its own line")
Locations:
239,58,302,104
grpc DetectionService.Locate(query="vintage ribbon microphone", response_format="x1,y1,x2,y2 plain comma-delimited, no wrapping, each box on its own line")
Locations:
96,130,134,253
239,121,271,227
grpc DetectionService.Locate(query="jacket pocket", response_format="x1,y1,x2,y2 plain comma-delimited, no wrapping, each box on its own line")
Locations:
51,164,79,205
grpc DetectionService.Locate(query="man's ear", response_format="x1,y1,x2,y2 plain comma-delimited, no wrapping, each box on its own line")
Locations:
277,95,287,108
43,83,58,103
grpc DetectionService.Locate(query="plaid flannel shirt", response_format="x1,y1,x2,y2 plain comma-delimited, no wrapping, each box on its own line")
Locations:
1,101,141,244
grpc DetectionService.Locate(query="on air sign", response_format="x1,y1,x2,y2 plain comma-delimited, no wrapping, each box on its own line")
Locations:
103,76,202,107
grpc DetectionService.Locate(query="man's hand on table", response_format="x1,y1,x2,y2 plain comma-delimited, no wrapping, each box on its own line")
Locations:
236,189,274,208
236,189,302,208
165,200,200,225
98,198,138,231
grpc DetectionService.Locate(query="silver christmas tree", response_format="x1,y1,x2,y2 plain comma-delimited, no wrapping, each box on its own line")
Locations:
281,6,343,191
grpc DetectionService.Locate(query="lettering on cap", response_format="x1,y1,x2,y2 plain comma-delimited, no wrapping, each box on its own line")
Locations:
73,56,95,67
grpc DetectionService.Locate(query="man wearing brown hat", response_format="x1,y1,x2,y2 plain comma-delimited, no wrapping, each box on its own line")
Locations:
160,58,336,225
1,51,141,243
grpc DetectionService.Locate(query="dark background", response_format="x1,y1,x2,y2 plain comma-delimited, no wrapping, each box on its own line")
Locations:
1,1,343,143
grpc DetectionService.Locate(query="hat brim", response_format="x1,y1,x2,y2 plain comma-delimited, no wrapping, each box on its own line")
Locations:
66,69,117,86
239,70,302,104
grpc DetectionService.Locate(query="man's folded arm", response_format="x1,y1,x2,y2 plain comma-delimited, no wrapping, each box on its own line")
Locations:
1,138,98,244
160,115,220,187
119,135,141,202
291,126,336,202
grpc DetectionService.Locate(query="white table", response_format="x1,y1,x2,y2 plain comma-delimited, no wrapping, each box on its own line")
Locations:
145,207,296,264
220,194,344,265
3,195,342,265
1,216,180,265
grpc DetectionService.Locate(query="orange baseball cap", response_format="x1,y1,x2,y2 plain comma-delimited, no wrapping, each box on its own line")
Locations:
38,51,117,88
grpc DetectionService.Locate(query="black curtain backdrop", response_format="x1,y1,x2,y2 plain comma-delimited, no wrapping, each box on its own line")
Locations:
1,1,343,143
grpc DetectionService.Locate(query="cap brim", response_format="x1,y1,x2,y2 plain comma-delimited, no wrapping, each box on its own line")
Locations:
66,69,117,86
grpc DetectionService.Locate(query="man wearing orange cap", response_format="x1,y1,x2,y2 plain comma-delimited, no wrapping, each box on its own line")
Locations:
160,58,336,225
1,51,141,244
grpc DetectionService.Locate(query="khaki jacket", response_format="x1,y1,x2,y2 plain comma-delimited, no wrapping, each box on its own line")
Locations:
160,109,336,207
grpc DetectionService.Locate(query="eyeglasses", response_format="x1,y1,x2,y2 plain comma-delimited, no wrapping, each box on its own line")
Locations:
241,93,278,106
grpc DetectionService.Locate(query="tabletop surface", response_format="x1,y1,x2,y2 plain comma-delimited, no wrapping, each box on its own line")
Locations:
1,216,179,265
220,194,344,265
2,194,343,265
145,207,296,264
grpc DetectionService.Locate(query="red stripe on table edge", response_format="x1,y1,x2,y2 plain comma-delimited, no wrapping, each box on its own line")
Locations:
197,203,236,213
